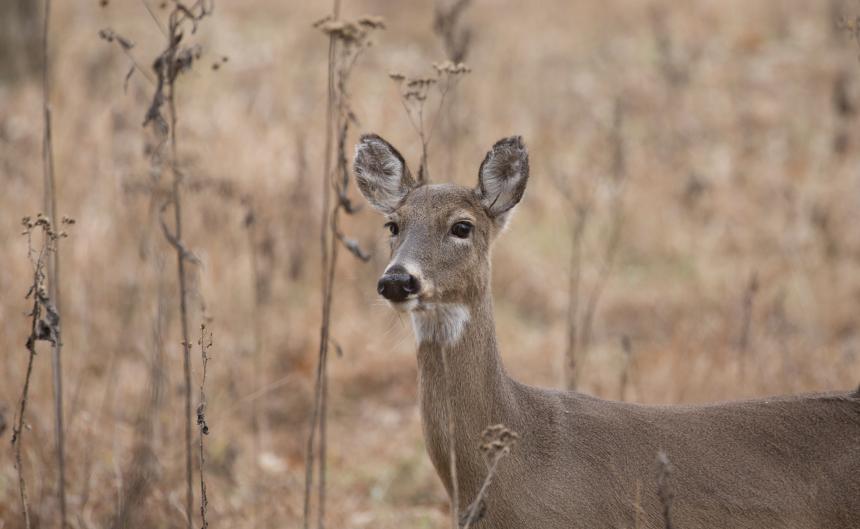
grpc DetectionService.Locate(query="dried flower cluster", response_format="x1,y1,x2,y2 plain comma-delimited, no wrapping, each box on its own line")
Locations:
479,424,519,463
459,424,519,529
388,60,470,183
14,212,74,529
312,15,385,45
21,213,74,243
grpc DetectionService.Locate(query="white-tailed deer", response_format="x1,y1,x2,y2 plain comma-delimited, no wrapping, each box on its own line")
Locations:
353,133,860,529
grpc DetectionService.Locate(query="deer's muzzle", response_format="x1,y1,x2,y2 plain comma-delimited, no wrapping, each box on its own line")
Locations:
377,265,420,303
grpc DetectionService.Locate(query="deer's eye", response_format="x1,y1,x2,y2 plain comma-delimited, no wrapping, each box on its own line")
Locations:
450,221,473,239
384,221,399,236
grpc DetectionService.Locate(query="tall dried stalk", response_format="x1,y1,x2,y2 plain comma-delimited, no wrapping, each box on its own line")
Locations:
14,214,71,529
197,324,212,529
302,5,339,528
40,0,68,525
100,3,216,527
142,3,213,527
303,11,382,529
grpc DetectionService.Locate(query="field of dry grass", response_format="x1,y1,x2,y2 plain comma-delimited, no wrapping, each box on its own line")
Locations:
2,0,860,528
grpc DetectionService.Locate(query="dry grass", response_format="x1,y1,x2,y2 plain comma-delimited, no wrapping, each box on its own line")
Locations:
2,1,860,528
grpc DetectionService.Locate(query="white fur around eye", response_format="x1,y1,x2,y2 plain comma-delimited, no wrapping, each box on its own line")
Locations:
411,304,470,345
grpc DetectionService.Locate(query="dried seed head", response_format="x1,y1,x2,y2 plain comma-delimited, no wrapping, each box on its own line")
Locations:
357,15,386,30
312,15,334,29
98,28,115,43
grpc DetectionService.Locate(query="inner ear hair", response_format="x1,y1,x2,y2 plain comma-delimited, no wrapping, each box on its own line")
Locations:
476,135,529,218
354,133,416,213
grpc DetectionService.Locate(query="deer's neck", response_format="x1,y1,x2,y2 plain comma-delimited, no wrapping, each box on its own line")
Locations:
412,296,520,500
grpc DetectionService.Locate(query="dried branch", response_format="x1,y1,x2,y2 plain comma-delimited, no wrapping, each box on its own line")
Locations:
14,214,71,529
98,28,156,88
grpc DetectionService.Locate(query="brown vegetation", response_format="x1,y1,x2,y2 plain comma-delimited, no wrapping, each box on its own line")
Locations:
1,1,860,528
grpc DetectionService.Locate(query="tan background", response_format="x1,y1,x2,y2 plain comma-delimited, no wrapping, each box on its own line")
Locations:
1,0,859,527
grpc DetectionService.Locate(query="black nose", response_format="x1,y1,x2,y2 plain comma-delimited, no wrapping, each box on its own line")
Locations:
377,266,420,302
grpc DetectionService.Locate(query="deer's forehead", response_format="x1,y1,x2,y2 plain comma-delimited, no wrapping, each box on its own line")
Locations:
397,184,484,220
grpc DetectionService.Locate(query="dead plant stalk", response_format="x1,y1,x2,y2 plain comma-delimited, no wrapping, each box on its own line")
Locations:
14,215,71,529
197,324,212,529
40,0,68,525
303,9,381,529
141,3,214,527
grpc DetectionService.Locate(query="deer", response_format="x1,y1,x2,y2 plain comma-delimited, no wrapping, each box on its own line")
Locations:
352,133,860,529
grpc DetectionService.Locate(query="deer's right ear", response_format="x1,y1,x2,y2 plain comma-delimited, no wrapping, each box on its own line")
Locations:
354,134,415,214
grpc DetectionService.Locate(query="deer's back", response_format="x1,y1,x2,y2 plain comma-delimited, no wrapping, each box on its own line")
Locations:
491,384,860,529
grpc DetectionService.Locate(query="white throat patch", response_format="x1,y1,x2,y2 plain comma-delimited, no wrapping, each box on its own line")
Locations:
411,304,471,345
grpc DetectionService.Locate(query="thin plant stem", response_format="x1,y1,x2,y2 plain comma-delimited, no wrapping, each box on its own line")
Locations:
245,207,264,522
197,324,211,529
461,457,501,529
304,1,340,528
564,203,589,389
41,0,67,525
165,21,194,528
13,295,39,529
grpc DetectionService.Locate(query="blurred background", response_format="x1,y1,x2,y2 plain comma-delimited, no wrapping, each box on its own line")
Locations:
2,0,860,527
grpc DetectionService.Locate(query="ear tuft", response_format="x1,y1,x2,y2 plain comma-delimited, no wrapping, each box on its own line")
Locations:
354,134,415,213
476,136,529,222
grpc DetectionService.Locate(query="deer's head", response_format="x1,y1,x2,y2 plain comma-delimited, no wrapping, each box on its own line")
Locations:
354,134,529,314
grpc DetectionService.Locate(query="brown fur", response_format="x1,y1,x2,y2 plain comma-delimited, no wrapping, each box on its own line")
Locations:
354,133,860,528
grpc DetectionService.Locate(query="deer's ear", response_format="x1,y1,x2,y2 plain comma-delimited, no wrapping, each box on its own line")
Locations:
354,134,415,214
476,136,529,227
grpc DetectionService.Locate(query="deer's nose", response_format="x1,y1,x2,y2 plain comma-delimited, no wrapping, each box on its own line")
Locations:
377,266,419,302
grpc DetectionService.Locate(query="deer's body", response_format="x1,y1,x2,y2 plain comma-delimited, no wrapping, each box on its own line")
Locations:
354,134,860,528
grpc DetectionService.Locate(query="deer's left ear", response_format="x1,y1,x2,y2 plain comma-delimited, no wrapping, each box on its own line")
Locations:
476,136,529,228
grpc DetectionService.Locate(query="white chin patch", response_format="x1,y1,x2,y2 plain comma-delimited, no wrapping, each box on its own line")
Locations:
389,298,418,313
411,304,470,346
